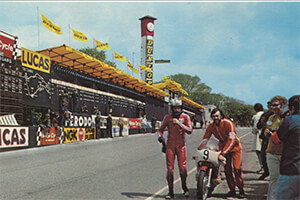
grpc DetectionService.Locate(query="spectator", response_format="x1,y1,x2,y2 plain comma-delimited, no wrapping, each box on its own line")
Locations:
275,95,300,200
106,113,112,138
264,96,287,200
140,114,147,133
61,102,71,126
61,89,68,104
157,98,193,199
95,111,102,139
252,103,265,174
42,113,51,135
31,110,38,127
51,112,61,137
71,89,79,112
257,101,273,180
198,108,245,198
118,113,124,137
37,112,48,135
93,105,99,115
151,115,157,133
81,102,88,113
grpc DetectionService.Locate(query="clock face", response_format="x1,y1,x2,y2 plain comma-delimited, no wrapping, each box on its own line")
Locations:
147,22,154,32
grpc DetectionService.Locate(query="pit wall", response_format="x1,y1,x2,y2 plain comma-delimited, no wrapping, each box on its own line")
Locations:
0,116,160,151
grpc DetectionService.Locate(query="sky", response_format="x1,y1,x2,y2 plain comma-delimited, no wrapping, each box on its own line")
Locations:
1,1,299,108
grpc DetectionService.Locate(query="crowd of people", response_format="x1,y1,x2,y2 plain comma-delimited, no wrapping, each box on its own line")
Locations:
157,95,299,199
253,95,299,200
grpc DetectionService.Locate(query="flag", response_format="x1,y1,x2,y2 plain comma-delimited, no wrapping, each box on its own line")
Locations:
139,65,151,71
95,39,109,50
72,28,88,42
127,61,133,70
114,51,127,61
40,13,62,35
128,61,138,74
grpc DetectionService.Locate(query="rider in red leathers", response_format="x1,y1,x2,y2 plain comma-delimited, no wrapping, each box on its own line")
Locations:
158,98,193,199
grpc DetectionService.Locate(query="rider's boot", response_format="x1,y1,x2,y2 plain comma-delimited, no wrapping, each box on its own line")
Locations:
180,170,189,197
166,172,174,199
212,167,221,185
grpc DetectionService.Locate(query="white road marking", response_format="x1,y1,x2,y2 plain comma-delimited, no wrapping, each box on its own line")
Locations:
145,167,197,200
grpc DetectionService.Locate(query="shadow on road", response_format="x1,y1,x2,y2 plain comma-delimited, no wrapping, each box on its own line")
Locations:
121,178,268,199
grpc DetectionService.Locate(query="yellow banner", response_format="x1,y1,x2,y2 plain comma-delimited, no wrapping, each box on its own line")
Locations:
114,51,127,61
139,65,151,71
95,39,109,50
40,13,62,35
72,28,88,42
127,61,133,70
21,48,51,74
133,68,138,74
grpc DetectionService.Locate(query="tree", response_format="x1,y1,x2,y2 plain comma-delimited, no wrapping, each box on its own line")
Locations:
78,47,117,68
166,73,254,126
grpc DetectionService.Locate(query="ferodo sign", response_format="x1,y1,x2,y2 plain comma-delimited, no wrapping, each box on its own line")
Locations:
21,48,51,74
0,127,29,148
64,113,95,128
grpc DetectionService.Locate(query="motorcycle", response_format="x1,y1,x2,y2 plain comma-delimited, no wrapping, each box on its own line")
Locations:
193,135,225,200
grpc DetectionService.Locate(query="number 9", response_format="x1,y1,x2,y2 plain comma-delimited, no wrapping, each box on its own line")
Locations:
203,150,209,160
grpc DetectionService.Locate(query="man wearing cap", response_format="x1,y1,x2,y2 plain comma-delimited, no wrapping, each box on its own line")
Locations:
157,98,193,199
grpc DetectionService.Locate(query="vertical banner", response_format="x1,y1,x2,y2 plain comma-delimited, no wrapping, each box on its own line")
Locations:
141,36,154,85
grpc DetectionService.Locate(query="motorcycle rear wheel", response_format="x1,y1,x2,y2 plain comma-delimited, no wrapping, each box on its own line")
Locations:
197,170,210,200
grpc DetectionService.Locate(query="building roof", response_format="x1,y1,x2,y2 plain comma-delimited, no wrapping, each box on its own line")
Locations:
153,77,189,96
153,77,205,110
36,44,170,99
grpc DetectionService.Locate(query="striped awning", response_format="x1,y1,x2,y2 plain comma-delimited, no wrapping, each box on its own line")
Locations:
36,44,170,98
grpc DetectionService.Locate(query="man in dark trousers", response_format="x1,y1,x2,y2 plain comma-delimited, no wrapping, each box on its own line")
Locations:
95,111,102,139
151,115,157,133
257,101,273,180
273,95,300,200
106,113,113,138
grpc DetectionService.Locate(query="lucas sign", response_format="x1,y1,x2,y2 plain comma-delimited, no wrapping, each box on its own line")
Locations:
0,127,29,148
21,48,51,74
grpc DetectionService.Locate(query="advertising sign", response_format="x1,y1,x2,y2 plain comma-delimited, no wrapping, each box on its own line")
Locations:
65,113,95,128
37,127,60,146
21,48,51,74
129,118,141,129
0,32,15,59
63,128,95,143
84,128,95,140
63,128,78,143
0,127,29,148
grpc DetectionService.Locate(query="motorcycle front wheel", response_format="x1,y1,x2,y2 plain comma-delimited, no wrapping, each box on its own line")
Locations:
197,170,210,200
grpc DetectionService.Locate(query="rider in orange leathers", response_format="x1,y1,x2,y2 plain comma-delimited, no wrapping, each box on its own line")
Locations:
198,108,245,198
158,98,193,199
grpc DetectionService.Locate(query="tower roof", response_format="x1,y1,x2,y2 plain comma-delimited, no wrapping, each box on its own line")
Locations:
139,15,157,21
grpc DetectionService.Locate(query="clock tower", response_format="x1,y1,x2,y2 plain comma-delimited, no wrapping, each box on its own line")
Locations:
139,15,157,85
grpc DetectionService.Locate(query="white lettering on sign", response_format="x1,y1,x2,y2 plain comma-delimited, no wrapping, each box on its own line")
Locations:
0,40,14,52
0,127,29,148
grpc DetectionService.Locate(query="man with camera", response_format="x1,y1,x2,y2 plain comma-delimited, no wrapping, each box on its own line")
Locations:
264,96,287,200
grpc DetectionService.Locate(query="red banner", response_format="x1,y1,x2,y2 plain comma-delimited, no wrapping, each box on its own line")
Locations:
0,33,15,59
129,118,141,129
39,127,60,146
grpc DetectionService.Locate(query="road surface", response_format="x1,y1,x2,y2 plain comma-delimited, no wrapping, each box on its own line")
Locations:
0,128,268,200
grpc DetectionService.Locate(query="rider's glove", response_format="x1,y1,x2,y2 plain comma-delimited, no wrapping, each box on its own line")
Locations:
158,136,165,143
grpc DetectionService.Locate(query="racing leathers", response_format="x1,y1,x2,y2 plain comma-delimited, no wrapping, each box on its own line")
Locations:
158,112,193,194
199,118,244,192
